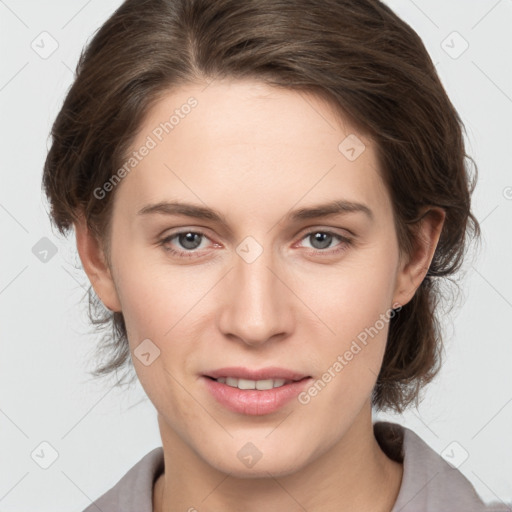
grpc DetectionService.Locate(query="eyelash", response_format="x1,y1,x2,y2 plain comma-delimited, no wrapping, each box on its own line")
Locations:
158,229,353,259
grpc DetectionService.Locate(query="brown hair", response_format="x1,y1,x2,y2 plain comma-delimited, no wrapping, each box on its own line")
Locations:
42,0,480,413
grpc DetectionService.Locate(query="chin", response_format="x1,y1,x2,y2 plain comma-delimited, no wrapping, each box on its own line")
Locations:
199,440,310,479
213,457,305,479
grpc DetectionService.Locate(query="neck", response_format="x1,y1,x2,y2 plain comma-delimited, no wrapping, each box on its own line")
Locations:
153,404,403,512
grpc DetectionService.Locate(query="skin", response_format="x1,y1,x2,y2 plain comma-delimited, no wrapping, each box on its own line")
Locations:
75,78,445,512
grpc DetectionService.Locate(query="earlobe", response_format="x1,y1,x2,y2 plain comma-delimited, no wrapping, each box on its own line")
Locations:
74,214,122,313
392,207,446,307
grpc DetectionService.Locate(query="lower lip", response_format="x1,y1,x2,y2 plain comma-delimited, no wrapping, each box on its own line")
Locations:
202,376,312,415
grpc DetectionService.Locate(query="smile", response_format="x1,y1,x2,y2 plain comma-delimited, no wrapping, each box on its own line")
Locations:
214,377,292,390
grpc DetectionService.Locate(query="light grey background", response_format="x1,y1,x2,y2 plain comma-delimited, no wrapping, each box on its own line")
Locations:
1,0,511,510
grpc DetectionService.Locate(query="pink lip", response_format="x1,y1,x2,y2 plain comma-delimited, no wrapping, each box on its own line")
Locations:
202,367,312,416
204,366,309,381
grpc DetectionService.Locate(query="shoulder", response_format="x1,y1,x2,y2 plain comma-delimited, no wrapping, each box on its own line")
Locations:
81,446,164,512
373,421,503,512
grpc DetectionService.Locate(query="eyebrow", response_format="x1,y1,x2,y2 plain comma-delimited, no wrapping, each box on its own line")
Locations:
137,199,374,224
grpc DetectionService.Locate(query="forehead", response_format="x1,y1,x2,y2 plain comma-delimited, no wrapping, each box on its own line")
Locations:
139,79,361,153
113,79,389,220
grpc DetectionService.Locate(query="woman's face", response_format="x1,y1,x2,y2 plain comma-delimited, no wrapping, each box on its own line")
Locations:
91,79,414,477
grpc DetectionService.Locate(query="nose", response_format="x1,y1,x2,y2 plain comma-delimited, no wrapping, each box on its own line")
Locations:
217,243,294,347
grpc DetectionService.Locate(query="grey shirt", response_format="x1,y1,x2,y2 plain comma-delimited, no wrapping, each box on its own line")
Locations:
82,421,505,512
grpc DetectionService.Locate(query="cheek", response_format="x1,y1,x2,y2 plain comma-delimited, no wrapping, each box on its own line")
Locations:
302,290,393,426
113,259,203,416
295,247,398,401
111,253,215,399
112,246,206,342
298,251,398,342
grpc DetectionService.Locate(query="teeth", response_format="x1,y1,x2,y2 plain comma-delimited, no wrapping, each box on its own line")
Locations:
216,377,289,390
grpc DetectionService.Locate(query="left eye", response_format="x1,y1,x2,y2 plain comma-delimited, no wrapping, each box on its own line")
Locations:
160,231,210,256
298,231,347,251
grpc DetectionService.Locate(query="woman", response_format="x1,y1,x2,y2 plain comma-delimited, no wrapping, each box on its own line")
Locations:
42,0,498,510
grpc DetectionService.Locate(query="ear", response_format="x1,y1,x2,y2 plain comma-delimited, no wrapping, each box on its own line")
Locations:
392,207,446,308
74,214,122,312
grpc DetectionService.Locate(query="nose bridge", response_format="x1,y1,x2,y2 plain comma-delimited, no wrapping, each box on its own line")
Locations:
220,238,290,345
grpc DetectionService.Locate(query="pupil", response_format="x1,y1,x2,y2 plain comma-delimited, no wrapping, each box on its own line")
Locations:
180,232,201,250
312,232,331,249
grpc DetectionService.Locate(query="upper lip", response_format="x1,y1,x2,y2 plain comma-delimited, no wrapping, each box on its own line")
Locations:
204,366,310,381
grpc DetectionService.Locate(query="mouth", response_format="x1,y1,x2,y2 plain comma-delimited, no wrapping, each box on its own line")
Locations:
204,375,308,390
201,367,313,415
204,366,310,382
